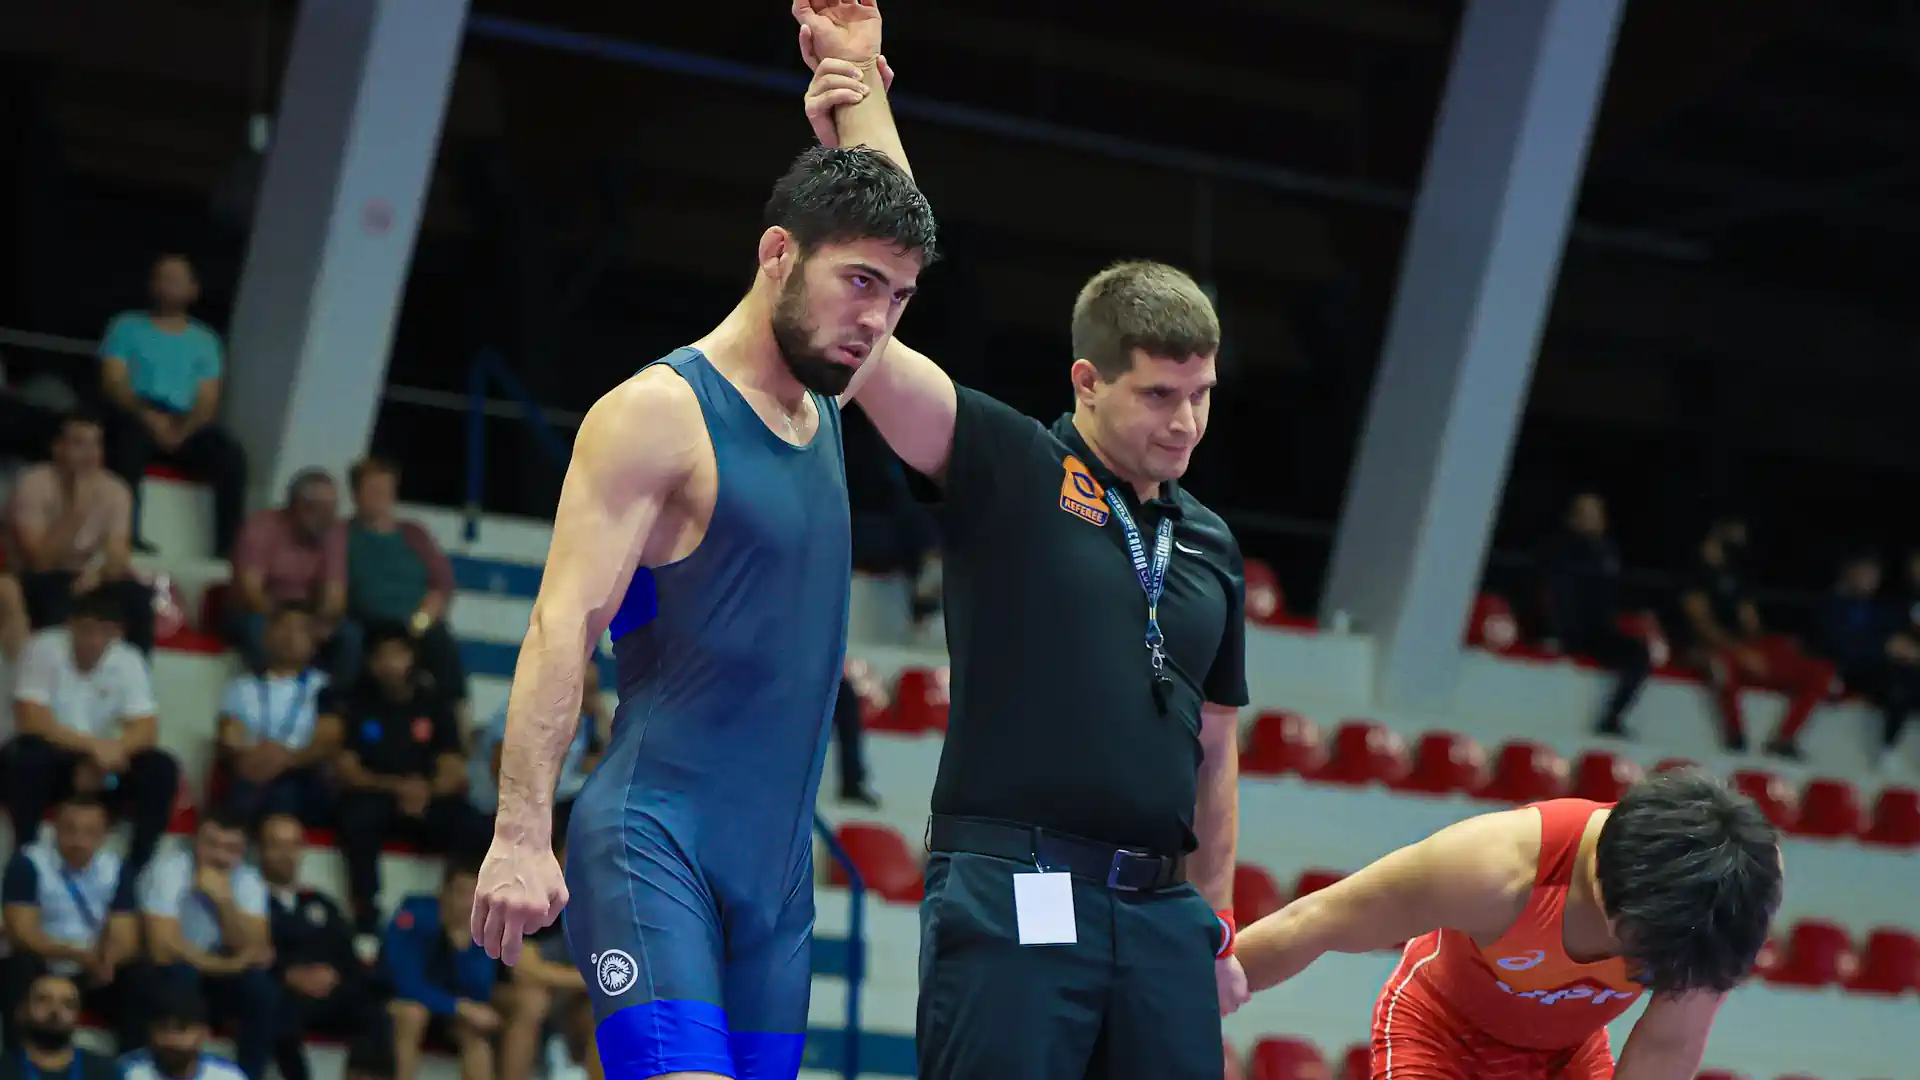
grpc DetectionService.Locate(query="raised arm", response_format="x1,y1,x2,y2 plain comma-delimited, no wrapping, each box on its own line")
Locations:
475,367,703,962
1236,810,1530,993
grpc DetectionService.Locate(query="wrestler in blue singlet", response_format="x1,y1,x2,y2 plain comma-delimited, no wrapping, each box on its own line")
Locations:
562,346,850,1080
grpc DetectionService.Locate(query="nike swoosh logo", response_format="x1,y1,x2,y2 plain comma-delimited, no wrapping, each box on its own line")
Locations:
1174,541,1204,555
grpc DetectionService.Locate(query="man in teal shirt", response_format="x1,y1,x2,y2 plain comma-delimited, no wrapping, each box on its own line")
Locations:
98,254,248,556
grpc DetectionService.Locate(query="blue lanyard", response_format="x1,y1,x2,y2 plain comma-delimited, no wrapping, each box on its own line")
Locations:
258,672,312,746
1103,490,1176,706
57,868,101,933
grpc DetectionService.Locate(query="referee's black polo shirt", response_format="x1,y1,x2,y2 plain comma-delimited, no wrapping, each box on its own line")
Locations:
914,386,1250,857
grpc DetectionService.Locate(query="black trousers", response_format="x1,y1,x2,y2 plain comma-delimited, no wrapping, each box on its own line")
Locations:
916,851,1225,1080
125,962,280,1080
17,569,156,654
1844,660,1920,749
0,950,139,1051
833,680,870,795
3,736,179,874
275,971,382,1080
1570,626,1653,734
334,789,489,926
104,406,247,557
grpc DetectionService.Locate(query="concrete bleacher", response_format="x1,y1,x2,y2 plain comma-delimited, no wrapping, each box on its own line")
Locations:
108,473,1920,1079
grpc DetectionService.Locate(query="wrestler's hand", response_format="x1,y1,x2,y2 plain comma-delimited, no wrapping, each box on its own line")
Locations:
805,58,892,148
472,835,568,965
1217,953,1251,1017
793,0,882,67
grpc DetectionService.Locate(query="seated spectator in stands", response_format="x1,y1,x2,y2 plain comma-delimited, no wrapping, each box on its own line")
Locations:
385,858,502,1080
8,591,180,872
4,411,155,653
335,625,486,935
342,1039,398,1080
1539,492,1652,738
1676,516,1836,757
257,813,376,1080
1814,551,1920,766
0,973,122,1080
0,796,141,1049
468,662,607,844
97,254,246,557
119,994,248,1080
229,469,360,683
216,603,344,824
133,808,278,1080
334,457,467,714
503,843,596,1080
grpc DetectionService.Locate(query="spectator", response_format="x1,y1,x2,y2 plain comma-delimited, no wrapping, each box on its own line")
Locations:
1676,517,1836,756
97,253,246,557
216,603,345,824
335,625,486,935
0,973,122,1080
468,662,607,844
333,458,466,712
229,470,360,683
133,808,278,1080
1539,492,1653,738
4,411,155,653
0,796,141,1049
7,590,180,872
384,858,501,1080
502,844,595,1080
119,994,248,1080
258,813,377,1080
833,669,877,807
1814,551,1920,767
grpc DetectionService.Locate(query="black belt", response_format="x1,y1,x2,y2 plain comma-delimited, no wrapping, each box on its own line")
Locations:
926,815,1185,892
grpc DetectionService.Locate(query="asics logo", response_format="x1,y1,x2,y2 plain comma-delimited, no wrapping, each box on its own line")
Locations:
1493,979,1639,1006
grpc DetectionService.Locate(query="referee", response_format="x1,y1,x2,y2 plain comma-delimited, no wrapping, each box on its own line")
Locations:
797,19,1251,1079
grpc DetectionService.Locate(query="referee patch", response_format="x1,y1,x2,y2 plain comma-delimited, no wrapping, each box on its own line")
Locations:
1059,455,1109,526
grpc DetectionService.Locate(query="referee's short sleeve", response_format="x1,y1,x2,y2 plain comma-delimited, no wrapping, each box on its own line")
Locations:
1204,542,1252,708
909,386,1051,515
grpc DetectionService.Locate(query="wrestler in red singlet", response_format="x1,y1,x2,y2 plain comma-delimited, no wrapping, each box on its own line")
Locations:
1235,772,1783,1080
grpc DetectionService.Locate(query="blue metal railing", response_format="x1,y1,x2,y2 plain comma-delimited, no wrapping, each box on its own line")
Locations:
461,350,871,1078
814,813,868,1080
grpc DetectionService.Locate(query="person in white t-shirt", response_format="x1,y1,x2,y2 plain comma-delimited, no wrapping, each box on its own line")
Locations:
5,590,181,874
119,993,248,1080
132,807,278,1080
216,603,344,823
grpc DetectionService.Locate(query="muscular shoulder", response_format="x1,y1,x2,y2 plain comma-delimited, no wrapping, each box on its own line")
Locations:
1419,808,1546,937
578,366,708,487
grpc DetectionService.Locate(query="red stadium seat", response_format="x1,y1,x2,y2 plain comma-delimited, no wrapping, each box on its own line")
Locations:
1765,920,1857,988
1234,864,1287,926
1474,741,1569,804
1793,778,1862,839
1242,711,1326,777
1245,558,1286,627
889,666,950,733
1338,1045,1369,1080
1292,868,1346,899
1863,787,1920,848
1651,757,1698,774
199,581,234,635
1613,611,1671,669
829,823,924,904
1248,1037,1328,1080
1396,731,1487,795
1568,750,1641,802
1846,928,1920,995
1732,770,1799,831
1750,937,1784,984
1464,593,1520,653
1312,720,1409,786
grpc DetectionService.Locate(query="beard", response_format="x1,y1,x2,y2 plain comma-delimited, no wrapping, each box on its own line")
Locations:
22,1021,73,1051
154,1048,201,1078
769,273,858,397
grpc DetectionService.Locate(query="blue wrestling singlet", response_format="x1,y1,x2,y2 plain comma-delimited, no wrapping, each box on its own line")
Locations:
562,347,852,1080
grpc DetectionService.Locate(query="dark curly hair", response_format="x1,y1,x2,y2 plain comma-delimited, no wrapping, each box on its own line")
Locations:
1594,768,1782,994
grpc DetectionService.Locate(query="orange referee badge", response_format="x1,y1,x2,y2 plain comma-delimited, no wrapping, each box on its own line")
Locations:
1059,455,1109,526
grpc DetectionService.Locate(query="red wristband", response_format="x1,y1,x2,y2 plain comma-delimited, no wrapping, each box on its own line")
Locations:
1214,909,1237,958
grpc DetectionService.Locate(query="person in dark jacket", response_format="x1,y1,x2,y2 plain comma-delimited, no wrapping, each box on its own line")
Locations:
258,814,377,1080
384,857,499,1080
1813,552,1920,766
1539,493,1653,737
